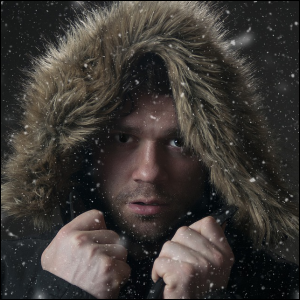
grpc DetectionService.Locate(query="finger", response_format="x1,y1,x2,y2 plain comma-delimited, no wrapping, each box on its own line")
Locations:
96,244,128,262
160,240,209,265
113,259,131,285
189,216,230,251
152,257,195,289
171,226,216,255
169,231,225,265
78,230,121,245
65,209,107,232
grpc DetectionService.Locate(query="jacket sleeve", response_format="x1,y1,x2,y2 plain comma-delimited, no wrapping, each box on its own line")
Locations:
1,238,96,299
33,269,97,299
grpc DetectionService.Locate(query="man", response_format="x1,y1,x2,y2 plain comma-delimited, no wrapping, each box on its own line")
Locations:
1,1,299,299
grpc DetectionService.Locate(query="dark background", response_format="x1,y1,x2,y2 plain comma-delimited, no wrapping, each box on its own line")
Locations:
1,1,299,264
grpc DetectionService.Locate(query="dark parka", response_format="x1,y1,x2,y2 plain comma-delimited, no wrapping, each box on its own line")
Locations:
1,1,299,299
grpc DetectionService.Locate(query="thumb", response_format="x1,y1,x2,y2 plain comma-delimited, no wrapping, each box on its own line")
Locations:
65,209,107,231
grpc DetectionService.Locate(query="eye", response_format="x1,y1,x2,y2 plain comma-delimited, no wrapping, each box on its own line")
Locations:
114,133,132,143
170,138,184,148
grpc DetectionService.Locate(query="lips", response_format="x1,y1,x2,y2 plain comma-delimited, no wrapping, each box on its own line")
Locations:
130,199,167,206
128,199,168,215
133,202,159,206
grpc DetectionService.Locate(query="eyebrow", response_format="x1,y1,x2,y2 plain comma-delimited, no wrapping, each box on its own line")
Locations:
109,123,181,138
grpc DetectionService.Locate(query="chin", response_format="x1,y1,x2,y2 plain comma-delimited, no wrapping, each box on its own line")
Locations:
118,216,179,244
104,205,188,243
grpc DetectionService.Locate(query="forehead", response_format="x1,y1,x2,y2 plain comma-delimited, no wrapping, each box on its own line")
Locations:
123,92,176,121
131,91,175,113
111,92,179,133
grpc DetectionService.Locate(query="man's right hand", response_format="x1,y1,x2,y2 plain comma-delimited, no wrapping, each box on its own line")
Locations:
41,210,131,299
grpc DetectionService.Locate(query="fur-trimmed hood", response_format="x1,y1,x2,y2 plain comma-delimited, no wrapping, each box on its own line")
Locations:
1,1,298,248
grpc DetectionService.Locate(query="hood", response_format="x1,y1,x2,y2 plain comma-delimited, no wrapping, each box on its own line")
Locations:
1,1,298,248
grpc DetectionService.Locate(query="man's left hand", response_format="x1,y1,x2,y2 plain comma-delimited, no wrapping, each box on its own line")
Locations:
151,216,235,299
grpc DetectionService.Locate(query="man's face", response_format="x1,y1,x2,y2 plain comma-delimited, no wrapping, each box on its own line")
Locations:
92,92,207,244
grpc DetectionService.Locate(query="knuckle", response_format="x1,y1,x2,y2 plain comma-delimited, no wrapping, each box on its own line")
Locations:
112,262,131,286
56,227,69,239
202,216,216,227
213,250,224,266
90,209,105,222
116,244,128,257
89,244,100,258
165,240,173,247
198,257,210,271
121,262,131,279
106,230,120,242
90,209,103,217
109,244,128,259
181,262,194,276
161,240,173,253
176,226,189,236
153,257,163,269
73,232,89,246
101,256,114,273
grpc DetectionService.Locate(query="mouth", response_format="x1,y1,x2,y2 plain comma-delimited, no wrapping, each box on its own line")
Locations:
127,200,168,215
132,202,159,206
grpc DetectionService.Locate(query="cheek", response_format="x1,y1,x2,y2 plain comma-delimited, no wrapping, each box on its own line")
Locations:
174,157,206,180
94,152,132,191
171,159,207,192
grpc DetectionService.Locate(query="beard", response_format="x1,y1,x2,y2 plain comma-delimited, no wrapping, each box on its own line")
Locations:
95,183,211,247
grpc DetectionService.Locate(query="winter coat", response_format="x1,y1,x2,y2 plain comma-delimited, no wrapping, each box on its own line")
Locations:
1,223,299,299
1,1,299,299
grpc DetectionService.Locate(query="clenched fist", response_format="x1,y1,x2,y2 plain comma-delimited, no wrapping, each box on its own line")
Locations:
41,210,131,299
152,216,234,299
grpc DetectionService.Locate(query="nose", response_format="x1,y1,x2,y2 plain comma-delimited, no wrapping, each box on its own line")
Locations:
132,141,168,183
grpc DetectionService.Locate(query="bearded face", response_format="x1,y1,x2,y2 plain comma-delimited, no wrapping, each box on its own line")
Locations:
92,93,207,244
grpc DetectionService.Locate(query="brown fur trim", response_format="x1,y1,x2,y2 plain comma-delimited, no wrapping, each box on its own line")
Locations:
2,1,298,247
